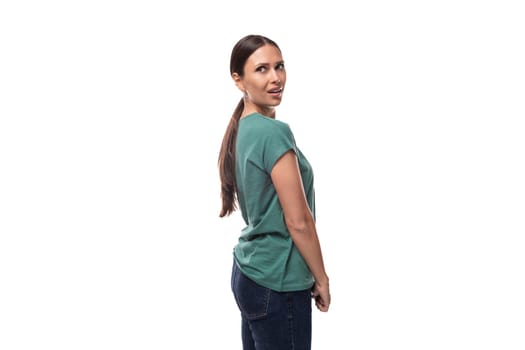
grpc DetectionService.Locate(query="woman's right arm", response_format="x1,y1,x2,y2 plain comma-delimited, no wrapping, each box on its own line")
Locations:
271,150,331,312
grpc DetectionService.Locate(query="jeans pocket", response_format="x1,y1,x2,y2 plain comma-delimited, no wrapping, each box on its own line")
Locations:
232,263,271,320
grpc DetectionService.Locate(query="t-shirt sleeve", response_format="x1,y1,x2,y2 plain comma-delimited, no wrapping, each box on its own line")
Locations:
262,123,297,173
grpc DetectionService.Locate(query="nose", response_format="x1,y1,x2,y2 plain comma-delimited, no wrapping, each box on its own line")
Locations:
271,69,282,84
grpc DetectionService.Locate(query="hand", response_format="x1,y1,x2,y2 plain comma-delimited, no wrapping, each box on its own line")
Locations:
311,281,330,312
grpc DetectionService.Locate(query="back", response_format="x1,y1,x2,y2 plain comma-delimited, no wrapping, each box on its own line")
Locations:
234,112,315,292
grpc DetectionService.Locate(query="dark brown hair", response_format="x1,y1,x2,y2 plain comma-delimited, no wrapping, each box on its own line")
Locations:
218,34,281,217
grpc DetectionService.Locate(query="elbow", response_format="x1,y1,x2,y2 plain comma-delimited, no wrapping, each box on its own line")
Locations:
285,215,312,235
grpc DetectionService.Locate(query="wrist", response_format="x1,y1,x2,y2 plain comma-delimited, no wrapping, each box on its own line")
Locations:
315,274,329,287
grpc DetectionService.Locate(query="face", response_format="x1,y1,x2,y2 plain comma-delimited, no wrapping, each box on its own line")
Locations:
233,44,286,117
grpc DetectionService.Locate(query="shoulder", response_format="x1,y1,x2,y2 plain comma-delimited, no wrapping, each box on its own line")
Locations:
241,113,293,136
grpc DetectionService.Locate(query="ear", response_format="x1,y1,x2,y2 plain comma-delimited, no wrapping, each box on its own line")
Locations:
232,73,245,92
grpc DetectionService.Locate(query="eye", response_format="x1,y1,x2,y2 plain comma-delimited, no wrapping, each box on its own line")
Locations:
276,63,285,70
256,66,267,72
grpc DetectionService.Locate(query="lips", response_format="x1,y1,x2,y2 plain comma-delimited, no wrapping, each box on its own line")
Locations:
268,87,283,93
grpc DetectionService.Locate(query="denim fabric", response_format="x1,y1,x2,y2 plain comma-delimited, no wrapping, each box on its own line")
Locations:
231,260,312,350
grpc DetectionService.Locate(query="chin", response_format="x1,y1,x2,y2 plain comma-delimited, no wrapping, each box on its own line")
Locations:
269,99,283,107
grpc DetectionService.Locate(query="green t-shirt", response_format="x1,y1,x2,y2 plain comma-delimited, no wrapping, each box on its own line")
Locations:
233,112,315,292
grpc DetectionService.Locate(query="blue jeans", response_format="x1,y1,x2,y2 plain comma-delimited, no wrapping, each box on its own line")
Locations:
231,260,312,350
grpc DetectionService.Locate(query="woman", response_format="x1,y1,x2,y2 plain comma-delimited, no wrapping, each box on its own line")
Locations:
218,34,330,350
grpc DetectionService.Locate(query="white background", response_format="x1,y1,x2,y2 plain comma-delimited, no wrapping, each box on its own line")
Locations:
1,0,524,349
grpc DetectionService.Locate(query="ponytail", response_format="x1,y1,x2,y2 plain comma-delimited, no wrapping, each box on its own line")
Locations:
220,34,277,217
218,98,244,217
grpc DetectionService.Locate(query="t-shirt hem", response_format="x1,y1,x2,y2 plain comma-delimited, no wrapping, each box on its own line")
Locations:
234,255,314,292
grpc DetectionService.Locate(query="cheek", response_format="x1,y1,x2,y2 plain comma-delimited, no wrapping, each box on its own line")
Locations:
245,80,262,93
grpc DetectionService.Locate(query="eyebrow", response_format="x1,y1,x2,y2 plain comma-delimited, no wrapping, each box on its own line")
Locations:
254,60,285,66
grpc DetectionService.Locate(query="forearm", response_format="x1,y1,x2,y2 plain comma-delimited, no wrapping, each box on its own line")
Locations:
287,217,329,285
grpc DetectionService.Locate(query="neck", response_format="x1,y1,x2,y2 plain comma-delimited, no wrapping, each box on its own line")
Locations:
242,106,276,119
